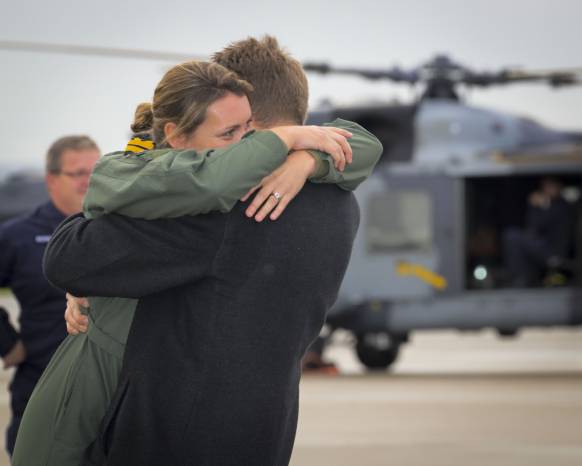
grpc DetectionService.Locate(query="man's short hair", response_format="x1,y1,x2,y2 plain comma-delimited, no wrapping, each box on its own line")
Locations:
213,35,309,127
46,135,99,174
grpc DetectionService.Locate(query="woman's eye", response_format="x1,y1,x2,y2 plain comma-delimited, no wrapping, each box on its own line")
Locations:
222,129,235,138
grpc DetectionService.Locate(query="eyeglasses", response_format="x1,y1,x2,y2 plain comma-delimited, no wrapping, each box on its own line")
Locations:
58,170,93,179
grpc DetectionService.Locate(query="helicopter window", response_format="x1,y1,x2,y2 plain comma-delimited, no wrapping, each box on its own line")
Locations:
367,191,432,253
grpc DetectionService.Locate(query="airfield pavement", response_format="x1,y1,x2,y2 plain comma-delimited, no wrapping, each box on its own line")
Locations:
0,294,581,466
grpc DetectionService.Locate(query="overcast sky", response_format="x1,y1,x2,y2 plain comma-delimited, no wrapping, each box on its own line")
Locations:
1,0,580,172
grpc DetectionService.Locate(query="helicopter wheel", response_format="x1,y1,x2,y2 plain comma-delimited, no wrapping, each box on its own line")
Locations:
355,332,401,370
497,328,520,338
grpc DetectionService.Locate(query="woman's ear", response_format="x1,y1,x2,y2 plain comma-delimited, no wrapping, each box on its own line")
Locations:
164,122,183,148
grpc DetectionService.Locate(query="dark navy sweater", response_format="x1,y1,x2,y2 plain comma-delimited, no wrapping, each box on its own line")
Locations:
0,201,67,368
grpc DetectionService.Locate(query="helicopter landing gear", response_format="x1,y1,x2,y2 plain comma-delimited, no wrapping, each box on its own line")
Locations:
497,328,520,338
355,332,401,370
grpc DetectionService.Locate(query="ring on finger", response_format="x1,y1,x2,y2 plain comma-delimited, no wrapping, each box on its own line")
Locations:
272,191,282,203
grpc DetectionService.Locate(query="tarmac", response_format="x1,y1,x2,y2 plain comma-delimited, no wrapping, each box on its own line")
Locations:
0,294,581,466
292,330,582,466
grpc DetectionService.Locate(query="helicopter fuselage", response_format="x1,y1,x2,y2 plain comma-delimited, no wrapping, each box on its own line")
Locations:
307,98,582,367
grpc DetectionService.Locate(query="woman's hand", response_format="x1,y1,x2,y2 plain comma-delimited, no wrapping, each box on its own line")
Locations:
64,293,89,335
270,126,353,171
241,151,317,222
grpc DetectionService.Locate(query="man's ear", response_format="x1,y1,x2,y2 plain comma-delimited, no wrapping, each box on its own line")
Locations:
164,122,183,148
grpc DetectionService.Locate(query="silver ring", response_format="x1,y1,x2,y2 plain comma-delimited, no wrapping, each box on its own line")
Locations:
272,191,282,202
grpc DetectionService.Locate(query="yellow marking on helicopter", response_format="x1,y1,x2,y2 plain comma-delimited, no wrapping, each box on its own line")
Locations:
395,261,448,290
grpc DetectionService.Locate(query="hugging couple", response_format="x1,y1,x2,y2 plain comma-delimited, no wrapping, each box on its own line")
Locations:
13,35,382,466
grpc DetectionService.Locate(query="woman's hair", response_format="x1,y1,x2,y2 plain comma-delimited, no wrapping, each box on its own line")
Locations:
131,61,253,146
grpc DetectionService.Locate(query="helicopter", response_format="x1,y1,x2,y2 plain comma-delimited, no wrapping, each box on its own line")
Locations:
304,55,582,369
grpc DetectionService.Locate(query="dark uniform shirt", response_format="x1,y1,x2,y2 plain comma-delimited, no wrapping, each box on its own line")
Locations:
0,201,67,369
526,196,573,259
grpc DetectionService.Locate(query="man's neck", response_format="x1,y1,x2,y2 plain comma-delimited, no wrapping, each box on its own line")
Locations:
49,196,79,217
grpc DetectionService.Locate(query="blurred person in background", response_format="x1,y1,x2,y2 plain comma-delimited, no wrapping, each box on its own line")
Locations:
0,135,99,455
504,176,573,287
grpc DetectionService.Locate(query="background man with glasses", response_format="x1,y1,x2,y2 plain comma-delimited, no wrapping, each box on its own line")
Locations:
0,135,100,455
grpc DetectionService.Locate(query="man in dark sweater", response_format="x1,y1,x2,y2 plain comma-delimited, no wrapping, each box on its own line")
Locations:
44,37,369,465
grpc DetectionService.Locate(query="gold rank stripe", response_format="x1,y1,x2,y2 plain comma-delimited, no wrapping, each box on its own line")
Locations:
125,137,155,153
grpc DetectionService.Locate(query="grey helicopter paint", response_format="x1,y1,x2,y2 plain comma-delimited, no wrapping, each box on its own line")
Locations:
306,55,582,369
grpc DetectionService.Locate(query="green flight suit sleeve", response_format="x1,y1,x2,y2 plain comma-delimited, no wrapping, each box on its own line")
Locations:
308,118,383,191
83,130,289,220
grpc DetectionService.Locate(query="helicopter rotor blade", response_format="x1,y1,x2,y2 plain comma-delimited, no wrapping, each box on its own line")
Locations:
0,40,207,63
499,68,582,87
303,62,419,84
303,58,582,90
459,68,582,87
4,43,580,90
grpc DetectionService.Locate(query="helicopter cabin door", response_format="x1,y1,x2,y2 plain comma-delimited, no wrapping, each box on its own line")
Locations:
342,172,463,303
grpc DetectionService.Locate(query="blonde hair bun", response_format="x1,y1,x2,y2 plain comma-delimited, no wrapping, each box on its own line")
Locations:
131,102,154,133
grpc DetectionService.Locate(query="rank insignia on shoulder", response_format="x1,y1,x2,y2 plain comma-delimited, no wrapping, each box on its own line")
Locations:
124,135,155,154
